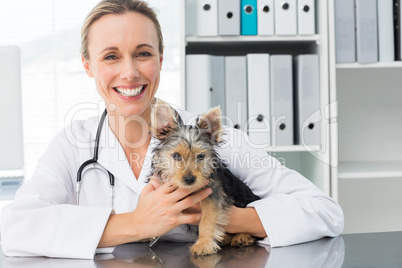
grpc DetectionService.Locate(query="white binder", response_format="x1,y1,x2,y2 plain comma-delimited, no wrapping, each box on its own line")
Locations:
210,56,226,113
270,55,293,146
274,0,297,35
186,55,213,114
334,0,356,63
377,0,394,62
257,0,274,36
185,0,218,36
218,0,240,35
0,46,24,171
356,0,378,63
247,54,271,147
294,55,321,147
297,0,315,35
225,56,248,131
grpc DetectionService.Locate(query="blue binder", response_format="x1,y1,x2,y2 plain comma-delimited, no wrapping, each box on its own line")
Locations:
241,0,257,35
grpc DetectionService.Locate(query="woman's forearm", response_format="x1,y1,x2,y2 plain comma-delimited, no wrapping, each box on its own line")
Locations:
225,207,267,238
98,213,144,248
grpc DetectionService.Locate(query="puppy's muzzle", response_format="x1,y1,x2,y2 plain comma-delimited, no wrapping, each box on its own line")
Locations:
184,175,196,185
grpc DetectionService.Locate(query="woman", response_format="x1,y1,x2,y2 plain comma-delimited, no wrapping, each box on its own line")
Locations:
1,0,344,259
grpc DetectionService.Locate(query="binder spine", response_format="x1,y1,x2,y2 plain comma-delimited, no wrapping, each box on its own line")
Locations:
298,0,315,35
377,0,395,62
257,0,275,35
294,55,321,147
186,55,213,114
218,0,241,35
355,0,378,63
247,53,271,147
270,55,294,146
274,0,297,35
241,0,258,35
225,56,248,131
210,56,226,113
334,0,356,63
197,0,219,36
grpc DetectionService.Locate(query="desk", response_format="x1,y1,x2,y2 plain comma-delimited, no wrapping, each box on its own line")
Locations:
1,232,401,267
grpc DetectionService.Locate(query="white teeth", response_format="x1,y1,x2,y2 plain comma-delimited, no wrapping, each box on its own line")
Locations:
115,86,144,97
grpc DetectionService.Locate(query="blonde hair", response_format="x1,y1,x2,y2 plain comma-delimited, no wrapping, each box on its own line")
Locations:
81,0,164,59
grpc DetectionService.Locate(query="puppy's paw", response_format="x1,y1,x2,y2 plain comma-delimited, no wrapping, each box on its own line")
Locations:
190,240,220,256
219,233,233,246
230,233,256,247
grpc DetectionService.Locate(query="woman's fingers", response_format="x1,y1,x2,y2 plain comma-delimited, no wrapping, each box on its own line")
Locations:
152,180,178,194
178,211,202,225
174,187,212,212
168,180,210,201
139,178,212,231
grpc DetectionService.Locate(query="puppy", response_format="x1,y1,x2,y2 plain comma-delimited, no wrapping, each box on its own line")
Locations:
149,99,260,256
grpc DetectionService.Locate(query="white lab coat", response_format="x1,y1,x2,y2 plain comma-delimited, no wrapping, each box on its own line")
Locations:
1,107,344,259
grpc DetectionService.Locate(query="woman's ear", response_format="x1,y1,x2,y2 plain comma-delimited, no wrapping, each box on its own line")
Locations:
159,47,164,70
81,55,94,77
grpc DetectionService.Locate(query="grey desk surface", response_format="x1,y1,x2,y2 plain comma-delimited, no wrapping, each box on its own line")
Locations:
1,231,401,267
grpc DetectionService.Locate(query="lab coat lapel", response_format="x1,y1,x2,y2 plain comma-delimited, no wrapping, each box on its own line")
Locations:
94,115,155,194
95,116,138,193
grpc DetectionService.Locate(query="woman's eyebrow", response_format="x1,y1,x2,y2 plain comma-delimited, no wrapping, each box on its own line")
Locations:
100,44,154,54
136,43,154,50
100,46,118,54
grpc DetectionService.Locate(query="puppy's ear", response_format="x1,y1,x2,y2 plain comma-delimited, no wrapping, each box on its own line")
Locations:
197,106,223,143
151,99,179,140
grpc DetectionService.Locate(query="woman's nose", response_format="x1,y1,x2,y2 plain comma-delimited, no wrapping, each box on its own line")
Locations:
120,59,140,81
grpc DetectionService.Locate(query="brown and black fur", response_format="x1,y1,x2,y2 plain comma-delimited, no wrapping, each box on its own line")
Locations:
148,99,260,256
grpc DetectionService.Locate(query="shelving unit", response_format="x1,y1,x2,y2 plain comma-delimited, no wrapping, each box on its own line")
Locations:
336,62,402,69
328,0,402,234
186,35,320,43
180,0,331,195
338,161,402,180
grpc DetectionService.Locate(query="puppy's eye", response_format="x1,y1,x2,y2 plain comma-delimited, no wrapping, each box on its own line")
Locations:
172,152,182,161
196,153,205,161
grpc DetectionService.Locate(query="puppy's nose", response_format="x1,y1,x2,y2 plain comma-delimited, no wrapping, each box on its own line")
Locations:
184,175,196,185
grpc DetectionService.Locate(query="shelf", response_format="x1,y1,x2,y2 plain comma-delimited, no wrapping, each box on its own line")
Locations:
338,161,402,179
0,169,24,178
186,35,320,44
186,35,320,56
336,62,402,69
265,145,320,153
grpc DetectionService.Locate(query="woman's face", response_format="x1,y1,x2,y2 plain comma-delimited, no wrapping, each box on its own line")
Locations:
82,12,163,119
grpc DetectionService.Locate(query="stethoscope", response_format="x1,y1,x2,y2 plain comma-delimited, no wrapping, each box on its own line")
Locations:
76,108,115,208
75,108,160,247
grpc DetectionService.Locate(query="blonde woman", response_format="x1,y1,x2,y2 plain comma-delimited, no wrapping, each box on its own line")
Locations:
1,0,343,259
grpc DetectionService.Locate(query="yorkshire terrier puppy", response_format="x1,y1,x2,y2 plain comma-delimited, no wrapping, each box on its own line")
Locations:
149,99,260,256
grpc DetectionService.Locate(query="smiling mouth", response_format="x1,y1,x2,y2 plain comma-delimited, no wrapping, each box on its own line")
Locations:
114,85,146,97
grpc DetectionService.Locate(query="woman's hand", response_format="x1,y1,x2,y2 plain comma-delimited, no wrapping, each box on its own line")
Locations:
130,179,212,240
98,179,211,248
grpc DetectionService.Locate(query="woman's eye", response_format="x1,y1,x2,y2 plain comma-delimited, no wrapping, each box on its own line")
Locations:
137,51,152,57
104,55,118,60
196,153,205,161
172,152,182,161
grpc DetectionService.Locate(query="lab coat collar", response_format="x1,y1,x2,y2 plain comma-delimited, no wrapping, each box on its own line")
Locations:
84,105,196,194
84,113,155,194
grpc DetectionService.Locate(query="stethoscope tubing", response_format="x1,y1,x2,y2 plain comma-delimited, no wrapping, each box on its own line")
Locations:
76,109,115,207
75,108,159,247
